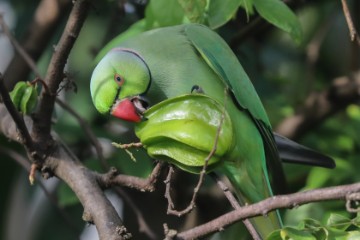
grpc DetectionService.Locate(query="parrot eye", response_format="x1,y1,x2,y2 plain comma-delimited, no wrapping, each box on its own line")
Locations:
114,73,125,86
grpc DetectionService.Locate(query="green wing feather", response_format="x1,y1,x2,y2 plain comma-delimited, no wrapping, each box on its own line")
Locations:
184,24,286,191
184,23,285,239
184,24,269,124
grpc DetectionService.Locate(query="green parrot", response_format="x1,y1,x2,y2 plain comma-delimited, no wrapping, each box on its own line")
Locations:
90,24,333,238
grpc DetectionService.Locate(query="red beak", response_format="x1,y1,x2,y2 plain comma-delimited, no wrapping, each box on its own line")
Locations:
111,98,142,122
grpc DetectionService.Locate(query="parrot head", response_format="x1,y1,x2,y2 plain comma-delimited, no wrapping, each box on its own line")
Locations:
90,49,151,122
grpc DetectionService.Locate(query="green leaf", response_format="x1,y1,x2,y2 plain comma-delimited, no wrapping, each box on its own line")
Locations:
327,229,360,240
253,0,302,43
280,227,316,240
268,216,360,240
9,81,28,111
239,0,255,17
145,0,185,28
267,229,283,240
207,0,242,29
346,231,360,240
311,227,328,240
327,213,351,230
299,218,322,229
353,214,360,228
177,0,207,23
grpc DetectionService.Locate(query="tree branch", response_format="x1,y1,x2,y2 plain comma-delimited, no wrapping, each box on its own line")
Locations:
209,173,261,240
275,71,360,140
0,104,130,239
175,182,360,240
113,187,158,240
0,0,133,238
32,0,90,144
1,8,110,172
341,0,360,45
97,162,164,192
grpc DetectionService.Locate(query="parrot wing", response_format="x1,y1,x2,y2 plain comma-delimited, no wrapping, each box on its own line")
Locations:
184,24,287,193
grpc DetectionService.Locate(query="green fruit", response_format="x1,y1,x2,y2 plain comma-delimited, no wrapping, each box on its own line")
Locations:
20,85,38,114
9,81,38,114
9,81,28,111
135,94,233,173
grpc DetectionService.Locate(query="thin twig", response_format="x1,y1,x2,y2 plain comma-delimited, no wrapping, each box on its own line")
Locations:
176,182,360,240
113,187,158,239
95,161,162,238
163,223,177,240
112,142,143,149
341,0,360,45
165,90,228,216
209,173,239,209
209,173,261,240
112,142,144,162
164,166,176,210
98,162,164,192
346,192,360,213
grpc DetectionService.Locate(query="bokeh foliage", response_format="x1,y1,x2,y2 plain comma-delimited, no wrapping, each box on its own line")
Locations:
1,0,359,239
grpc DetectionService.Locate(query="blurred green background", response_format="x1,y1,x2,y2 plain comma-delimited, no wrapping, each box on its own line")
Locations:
0,0,359,239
